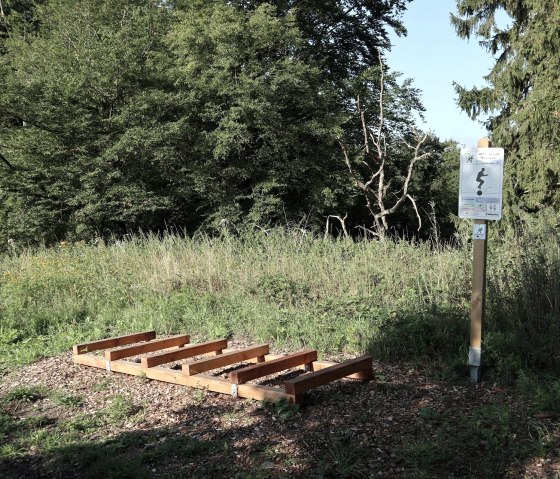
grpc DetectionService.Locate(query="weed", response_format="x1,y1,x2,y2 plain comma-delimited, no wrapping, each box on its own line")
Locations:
405,403,526,478
141,435,212,465
51,391,84,408
92,377,112,392
191,388,206,402
63,413,104,433
104,395,143,424
0,443,23,459
23,415,56,428
517,371,560,416
51,442,150,479
418,407,439,422
261,398,300,421
3,385,46,404
313,431,368,478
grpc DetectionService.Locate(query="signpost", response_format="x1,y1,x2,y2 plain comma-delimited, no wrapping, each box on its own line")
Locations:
459,145,504,220
459,138,504,383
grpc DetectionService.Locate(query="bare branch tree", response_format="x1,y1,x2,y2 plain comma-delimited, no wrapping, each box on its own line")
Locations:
337,49,431,238
324,213,349,239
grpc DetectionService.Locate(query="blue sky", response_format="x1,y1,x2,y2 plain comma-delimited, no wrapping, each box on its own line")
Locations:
386,0,497,146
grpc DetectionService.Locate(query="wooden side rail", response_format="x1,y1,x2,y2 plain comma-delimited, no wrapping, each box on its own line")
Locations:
309,361,372,380
73,331,156,355
284,355,373,397
141,339,228,368
105,334,190,361
229,349,317,385
183,344,269,376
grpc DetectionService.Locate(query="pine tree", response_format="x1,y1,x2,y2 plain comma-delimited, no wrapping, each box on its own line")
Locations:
452,0,560,213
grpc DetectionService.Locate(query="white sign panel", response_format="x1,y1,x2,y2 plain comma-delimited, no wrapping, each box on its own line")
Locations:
472,223,486,240
458,147,504,220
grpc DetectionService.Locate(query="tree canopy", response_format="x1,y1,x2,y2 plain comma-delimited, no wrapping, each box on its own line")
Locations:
452,0,560,214
0,0,457,246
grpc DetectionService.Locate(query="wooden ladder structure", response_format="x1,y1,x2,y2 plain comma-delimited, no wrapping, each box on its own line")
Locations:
72,331,373,404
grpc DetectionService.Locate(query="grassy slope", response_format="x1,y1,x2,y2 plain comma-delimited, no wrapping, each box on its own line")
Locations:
0,216,559,477
1,214,559,383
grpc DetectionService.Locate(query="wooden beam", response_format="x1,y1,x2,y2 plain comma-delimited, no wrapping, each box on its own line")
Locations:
141,339,227,368
183,344,269,376
105,334,190,361
238,354,373,380
284,355,373,398
72,331,156,355
309,361,372,380
230,349,317,384
73,353,292,403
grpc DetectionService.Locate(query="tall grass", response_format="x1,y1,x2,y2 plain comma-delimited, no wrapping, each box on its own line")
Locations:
0,212,559,381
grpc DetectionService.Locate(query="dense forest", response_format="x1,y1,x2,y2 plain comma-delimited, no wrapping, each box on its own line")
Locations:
0,0,558,247
0,0,458,246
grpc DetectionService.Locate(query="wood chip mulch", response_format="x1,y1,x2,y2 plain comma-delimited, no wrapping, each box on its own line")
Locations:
1,349,559,478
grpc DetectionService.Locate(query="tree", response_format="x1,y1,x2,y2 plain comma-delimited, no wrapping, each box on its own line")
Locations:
226,0,410,82
337,52,432,238
0,0,178,243
166,2,342,228
0,0,427,246
452,1,560,214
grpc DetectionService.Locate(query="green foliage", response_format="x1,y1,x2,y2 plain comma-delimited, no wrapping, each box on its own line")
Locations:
0,221,558,386
0,0,452,245
141,435,212,465
315,431,368,478
517,370,560,416
167,2,343,228
51,391,84,409
3,385,46,403
260,398,300,421
252,273,311,307
452,1,560,215
104,395,144,424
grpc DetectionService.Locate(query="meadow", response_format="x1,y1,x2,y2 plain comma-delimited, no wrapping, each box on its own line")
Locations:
1,212,559,388
1,213,560,477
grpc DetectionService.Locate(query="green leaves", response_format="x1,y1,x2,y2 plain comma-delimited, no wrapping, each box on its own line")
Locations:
0,0,429,245
452,0,560,213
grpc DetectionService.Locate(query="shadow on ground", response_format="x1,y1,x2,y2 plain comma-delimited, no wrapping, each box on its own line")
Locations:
1,364,558,479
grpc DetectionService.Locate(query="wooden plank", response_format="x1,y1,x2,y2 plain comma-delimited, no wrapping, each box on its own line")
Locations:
73,331,156,355
141,339,228,368
73,353,107,368
284,355,373,397
105,334,190,361
73,355,292,402
234,354,371,380
230,349,317,384
237,383,292,402
310,361,372,380
183,344,269,376
148,370,291,402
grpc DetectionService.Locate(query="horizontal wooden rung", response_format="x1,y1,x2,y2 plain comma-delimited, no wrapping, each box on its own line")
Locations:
105,334,190,361
141,339,228,368
183,344,269,376
229,349,317,384
73,331,156,355
74,353,293,403
310,361,372,380
284,355,372,397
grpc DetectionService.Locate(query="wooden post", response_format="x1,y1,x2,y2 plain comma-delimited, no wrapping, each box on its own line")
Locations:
468,137,490,383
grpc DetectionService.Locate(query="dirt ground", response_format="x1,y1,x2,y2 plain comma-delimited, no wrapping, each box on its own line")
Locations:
0,348,559,479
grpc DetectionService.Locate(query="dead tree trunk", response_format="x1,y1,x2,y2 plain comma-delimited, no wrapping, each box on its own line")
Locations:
338,50,430,239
